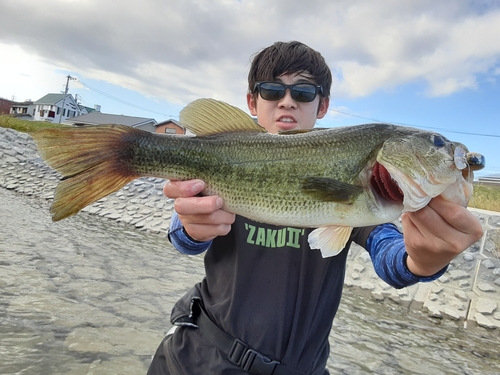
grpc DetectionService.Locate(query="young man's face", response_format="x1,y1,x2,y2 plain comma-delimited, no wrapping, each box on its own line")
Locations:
246,72,329,134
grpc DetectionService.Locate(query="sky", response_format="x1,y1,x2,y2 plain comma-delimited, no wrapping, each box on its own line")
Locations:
0,0,499,178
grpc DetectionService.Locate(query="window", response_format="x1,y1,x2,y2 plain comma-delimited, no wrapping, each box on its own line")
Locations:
165,128,177,134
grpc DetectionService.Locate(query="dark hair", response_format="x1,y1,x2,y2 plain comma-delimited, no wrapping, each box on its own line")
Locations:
248,41,332,98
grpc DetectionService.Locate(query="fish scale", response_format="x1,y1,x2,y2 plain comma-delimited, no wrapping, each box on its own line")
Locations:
31,98,484,257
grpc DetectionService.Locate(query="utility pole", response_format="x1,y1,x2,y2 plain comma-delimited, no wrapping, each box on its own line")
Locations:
58,75,76,124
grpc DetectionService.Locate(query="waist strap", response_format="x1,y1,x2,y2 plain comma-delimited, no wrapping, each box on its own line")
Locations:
193,299,303,375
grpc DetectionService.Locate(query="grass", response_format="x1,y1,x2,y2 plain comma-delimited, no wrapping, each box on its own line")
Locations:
0,114,499,212
469,183,500,213
0,114,67,133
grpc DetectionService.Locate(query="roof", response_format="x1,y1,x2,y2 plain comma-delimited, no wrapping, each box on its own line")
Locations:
78,105,95,113
34,93,71,105
477,173,500,187
11,100,34,106
155,119,181,127
67,112,156,127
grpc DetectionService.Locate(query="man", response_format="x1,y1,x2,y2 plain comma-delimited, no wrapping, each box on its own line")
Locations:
147,41,483,374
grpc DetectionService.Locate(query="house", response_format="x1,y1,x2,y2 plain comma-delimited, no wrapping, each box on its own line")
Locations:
33,93,88,123
0,97,15,115
67,112,157,131
154,119,193,135
10,100,36,119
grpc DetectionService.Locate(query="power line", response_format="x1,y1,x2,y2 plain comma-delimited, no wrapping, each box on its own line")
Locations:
329,108,500,172
76,79,178,119
330,109,500,138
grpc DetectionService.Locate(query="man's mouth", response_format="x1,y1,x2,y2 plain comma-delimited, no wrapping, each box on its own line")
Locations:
277,115,296,123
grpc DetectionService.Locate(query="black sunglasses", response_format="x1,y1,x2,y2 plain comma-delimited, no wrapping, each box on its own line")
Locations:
253,81,324,103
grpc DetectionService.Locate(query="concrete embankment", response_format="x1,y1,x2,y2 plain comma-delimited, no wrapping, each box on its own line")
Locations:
1,126,499,330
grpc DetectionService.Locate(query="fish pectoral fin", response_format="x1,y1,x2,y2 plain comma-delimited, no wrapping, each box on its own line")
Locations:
301,177,363,203
308,226,353,258
180,98,266,136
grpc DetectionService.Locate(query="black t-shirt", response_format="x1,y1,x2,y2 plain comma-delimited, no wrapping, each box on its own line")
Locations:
166,215,374,374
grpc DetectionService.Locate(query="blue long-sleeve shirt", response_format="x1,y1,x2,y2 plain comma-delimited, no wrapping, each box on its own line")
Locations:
168,211,447,288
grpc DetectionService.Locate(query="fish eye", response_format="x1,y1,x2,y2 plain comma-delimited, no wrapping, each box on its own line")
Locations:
432,135,445,148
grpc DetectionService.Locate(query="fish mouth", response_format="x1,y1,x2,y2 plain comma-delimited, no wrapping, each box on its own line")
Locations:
370,162,404,203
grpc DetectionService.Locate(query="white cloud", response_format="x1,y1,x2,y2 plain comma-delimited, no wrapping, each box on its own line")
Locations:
0,43,69,101
1,0,500,105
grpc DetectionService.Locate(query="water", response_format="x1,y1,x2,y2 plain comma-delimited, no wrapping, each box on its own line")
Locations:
1,188,498,375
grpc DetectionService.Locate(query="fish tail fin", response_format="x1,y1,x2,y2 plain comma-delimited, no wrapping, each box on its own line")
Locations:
31,125,140,221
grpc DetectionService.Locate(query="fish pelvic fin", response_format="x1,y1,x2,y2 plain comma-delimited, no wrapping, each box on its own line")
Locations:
180,98,266,136
301,177,363,203
308,226,353,258
31,125,140,221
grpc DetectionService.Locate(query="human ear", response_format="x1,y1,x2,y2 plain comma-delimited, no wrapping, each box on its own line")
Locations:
247,93,258,116
316,97,329,119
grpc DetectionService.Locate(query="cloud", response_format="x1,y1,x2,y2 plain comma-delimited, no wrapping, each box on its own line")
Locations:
1,0,500,106
0,43,68,102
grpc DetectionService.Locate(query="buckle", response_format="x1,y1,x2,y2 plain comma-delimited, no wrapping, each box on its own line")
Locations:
228,339,279,375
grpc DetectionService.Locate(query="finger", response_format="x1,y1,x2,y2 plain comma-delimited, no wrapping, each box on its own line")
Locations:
163,179,205,198
427,196,482,235
174,196,224,216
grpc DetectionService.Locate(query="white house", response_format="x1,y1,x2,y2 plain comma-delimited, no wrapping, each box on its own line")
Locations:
33,93,90,123
10,100,36,120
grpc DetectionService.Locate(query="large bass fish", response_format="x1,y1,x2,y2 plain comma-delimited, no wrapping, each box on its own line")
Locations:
31,99,485,257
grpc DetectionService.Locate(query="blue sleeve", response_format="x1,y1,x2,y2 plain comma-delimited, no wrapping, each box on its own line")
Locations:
365,223,448,289
168,211,212,255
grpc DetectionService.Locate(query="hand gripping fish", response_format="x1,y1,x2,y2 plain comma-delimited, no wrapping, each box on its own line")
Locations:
31,99,485,257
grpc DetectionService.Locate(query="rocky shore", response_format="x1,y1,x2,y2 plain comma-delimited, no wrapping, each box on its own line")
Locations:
1,126,499,330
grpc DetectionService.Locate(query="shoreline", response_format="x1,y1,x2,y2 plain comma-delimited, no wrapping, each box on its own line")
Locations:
1,126,499,330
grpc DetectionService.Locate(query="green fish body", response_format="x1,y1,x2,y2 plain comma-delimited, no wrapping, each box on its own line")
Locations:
31,99,485,257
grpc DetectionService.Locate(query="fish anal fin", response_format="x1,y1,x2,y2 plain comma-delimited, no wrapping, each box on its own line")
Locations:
179,98,266,136
308,226,353,258
301,177,363,203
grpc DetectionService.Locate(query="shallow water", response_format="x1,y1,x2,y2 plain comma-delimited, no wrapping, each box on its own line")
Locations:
1,189,498,375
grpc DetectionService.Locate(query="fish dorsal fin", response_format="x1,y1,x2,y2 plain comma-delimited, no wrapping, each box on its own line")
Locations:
301,176,364,203
180,98,266,136
308,226,353,257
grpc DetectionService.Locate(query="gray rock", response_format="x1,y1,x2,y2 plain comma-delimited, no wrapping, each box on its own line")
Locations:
477,282,496,292
463,253,474,261
448,270,469,280
443,307,461,320
476,298,497,315
454,290,468,302
482,259,496,269
474,313,497,329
